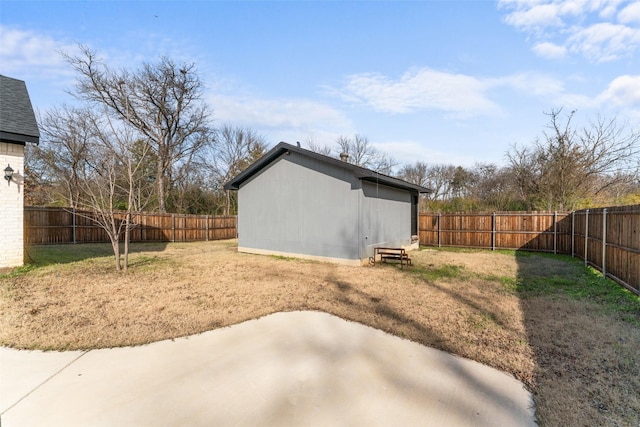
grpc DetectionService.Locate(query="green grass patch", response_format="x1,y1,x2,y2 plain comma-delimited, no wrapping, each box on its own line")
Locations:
482,274,519,293
4,242,176,278
516,252,640,324
412,263,467,282
25,243,115,266
24,242,172,267
0,264,38,280
420,246,484,254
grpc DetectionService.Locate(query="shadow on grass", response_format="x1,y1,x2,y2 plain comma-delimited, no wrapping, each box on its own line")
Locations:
325,271,450,349
514,250,640,426
320,270,534,424
24,242,170,267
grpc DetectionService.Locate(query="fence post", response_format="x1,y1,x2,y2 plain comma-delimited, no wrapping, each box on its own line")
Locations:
553,211,557,254
171,214,175,243
571,211,575,257
205,214,209,242
72,208,77,244
602,208,607,279
491,212,496,251
437,213,441,248
584,209,589,267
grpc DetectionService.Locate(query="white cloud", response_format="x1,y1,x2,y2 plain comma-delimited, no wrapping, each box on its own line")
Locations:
331,67,595,117
597,74,640,106
532,41,568,58
493,72,567,97
0,26,78,79
502,3,564,31
597,0,626,19
488,71,596,108
208,93,353,143
332,68,501,116
373,140,480,167
618,1,640,23
498,0,640,62
567,22,640,62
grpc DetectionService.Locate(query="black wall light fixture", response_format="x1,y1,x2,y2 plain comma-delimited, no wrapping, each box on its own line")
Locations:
4,164,14,185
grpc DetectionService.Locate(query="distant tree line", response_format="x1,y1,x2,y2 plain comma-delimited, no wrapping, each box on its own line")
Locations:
305,111,640,213
24,47,640,268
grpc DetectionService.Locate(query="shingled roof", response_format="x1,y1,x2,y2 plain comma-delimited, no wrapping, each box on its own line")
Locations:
0,74,40,145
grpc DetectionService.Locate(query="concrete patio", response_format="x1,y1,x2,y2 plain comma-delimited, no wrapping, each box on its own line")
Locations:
1,311,536,426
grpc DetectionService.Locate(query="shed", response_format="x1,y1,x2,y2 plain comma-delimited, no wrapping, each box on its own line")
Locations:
224,142,430,265
0,74,40,268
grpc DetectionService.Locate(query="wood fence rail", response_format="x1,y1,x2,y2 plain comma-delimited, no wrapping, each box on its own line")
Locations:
24,207,237,245
419,207,639,295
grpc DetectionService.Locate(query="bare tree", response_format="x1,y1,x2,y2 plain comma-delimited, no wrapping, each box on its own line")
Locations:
206,124,268,215
397,162,459,202
398,161,524,211
36,103,153,270
467,163,520,211
72,110,153,271
397,161,429,187
335,134,397,174
506,144,541,210
425,164,457,201
507,109,640,210
33,106,97,208
23,143,51,206
304,137,332,156
64,45,212,212
396,161,432,211
450,166,471,199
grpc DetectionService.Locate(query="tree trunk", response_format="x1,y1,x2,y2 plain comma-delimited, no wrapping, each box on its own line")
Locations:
157,157,166,213
123,212,130,271
111,237,121,271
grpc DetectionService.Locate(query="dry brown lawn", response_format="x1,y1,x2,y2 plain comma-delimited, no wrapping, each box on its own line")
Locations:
1,240,639,426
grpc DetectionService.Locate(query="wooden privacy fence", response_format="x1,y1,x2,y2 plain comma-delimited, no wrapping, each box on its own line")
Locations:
419,208,639,295
24,207,237,245
419,211,572,253
571,206,639,296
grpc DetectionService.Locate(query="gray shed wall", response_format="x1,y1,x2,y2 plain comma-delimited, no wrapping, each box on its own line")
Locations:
238,152,361,260
359,181,412,259
237,151,415,263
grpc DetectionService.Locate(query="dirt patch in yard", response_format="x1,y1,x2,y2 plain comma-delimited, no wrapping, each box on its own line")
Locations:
1,240,638,426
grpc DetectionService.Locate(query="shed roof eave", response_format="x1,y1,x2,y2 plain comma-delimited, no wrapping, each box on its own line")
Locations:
223,141,432,194
356,173,431,194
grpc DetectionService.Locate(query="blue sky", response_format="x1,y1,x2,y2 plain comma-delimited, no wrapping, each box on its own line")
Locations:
2,0,639,167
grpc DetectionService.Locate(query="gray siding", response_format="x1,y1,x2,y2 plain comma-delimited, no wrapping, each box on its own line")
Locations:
238,152,361,260
359,181,412,259
237,151,415,263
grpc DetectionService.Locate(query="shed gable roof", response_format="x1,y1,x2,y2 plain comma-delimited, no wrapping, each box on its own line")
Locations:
224,142,431,194
0,74,40,145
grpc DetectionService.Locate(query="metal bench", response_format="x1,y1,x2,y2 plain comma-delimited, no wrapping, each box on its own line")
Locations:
372,247,412,269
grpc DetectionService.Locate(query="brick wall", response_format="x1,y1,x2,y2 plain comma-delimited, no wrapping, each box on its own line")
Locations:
0,142,25,268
